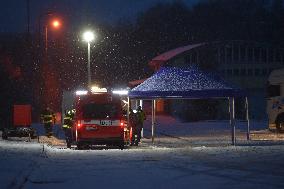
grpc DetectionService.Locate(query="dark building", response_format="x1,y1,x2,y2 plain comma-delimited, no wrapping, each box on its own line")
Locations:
147,41,284,119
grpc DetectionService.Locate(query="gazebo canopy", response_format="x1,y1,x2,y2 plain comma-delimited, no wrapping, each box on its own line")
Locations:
129,66,245,99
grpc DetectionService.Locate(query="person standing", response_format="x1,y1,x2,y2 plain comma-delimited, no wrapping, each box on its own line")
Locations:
63,109,75,148
136,105,146,145
40,107,55,137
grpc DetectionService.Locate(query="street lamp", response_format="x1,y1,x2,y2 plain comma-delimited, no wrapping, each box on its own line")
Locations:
83,31,95,87
45,18,61,56
37,14,62,111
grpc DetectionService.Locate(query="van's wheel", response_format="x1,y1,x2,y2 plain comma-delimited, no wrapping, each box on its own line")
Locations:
276,115,284,133
77,143,83,150
77,142,89,150
2,130,8,140
276,122,284,133
119,143,124,150
67,142,71,148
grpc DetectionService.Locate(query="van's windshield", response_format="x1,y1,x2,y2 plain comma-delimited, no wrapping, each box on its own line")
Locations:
82,103,120,119
267,84,281,98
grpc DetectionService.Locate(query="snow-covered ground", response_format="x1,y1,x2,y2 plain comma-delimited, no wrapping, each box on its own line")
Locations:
1,116,284,189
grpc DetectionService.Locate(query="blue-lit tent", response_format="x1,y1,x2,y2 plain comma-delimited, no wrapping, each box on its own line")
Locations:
130,66,245,99
128,66,250,145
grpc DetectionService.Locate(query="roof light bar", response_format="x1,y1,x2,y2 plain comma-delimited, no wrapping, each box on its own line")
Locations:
112,90,129,95
75,90,88,95
91,86,107,93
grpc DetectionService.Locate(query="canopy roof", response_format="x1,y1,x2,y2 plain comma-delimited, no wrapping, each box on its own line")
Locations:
129,66,245,99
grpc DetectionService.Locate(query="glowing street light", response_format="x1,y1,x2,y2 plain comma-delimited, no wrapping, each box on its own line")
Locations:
52,20,61,28
83,31,95,43
82,31,96,87
45,18,61,54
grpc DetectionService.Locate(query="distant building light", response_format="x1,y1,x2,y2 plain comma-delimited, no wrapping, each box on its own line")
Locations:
75,90,88,95
112,90,129,95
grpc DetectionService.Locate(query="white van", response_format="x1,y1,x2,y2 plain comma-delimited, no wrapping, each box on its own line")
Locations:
267,68,284,132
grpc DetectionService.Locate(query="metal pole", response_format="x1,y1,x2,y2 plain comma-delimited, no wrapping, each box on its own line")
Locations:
151,100,155,144
245,97,250,140
87,42,91,87
154,99,156,140
140,99,144,138
127,97,130,126
229,97,236,145
233,97,236,145
127,97,130,143
26,0,30,35
139,100,143,108
45,26,48,56
88,42,91,87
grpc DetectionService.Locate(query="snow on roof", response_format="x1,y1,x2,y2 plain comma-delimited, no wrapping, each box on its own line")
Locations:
128,78,148,88
129,66,245,99
149,43,205,67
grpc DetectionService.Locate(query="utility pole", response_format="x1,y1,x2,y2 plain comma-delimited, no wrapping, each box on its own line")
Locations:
26,0,30,35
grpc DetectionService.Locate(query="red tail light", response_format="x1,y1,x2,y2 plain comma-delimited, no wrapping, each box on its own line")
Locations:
77,121,82,128
120,122,124,128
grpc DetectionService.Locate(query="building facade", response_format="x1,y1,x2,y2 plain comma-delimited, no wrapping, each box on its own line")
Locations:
149,41,284,119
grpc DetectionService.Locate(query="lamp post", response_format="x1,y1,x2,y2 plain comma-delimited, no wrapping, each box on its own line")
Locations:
83,31,95,87
44,19,61,58
37,14,62,110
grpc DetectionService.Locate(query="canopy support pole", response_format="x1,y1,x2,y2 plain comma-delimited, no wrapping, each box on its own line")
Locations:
139,100,143,108
141,100,144,138
151,99,156,144
245,97,250,140
229,97,236,145
127,97,130,143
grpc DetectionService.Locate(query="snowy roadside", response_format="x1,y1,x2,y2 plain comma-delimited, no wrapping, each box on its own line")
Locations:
28,116,284,148
1,115,284,188
1,140,284,189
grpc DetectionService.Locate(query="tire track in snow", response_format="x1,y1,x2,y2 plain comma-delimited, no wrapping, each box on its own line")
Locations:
7,143,47,189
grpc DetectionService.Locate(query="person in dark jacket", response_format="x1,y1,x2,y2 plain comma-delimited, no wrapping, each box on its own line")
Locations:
129,108,138,146
136,106,146,144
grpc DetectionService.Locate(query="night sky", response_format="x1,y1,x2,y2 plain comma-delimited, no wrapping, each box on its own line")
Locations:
0,0,199,33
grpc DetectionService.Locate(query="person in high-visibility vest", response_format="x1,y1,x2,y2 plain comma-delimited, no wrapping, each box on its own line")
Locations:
40,107,55,137
63,109,75,148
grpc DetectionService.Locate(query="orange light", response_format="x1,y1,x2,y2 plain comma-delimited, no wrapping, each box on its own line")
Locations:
52,20,60,28
77,123,81,128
